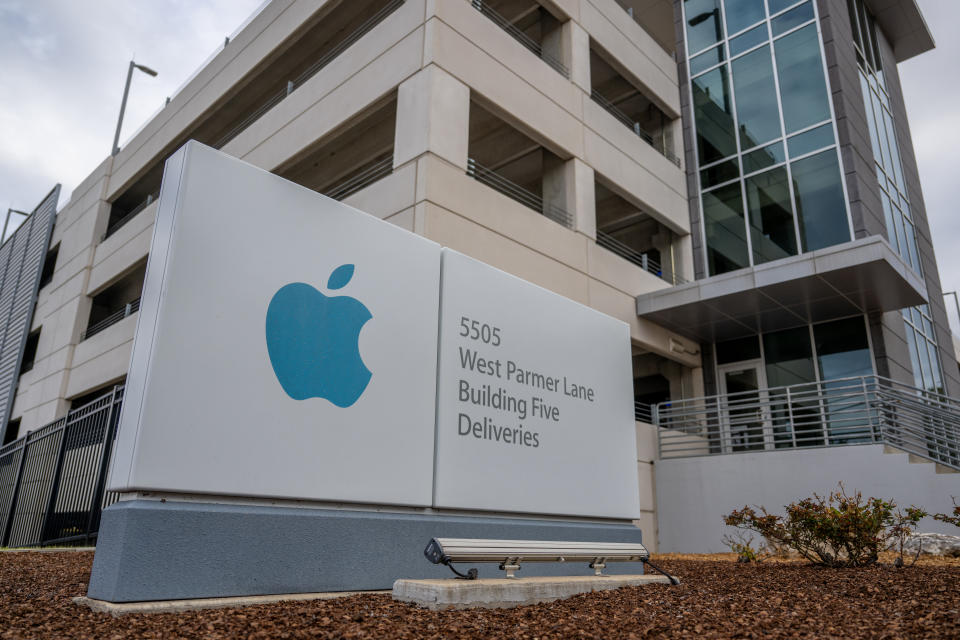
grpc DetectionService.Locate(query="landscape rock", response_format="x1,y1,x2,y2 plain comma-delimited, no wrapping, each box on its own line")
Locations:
903,532,960,557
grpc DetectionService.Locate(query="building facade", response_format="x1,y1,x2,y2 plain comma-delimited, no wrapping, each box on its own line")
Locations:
1,0,956,551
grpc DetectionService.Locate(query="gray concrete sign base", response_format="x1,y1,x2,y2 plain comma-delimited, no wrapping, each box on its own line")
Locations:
74,590,385,617
87,500,646,603
392,574,678,610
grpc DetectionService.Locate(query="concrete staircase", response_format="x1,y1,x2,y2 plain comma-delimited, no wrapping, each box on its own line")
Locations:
883,444,960,475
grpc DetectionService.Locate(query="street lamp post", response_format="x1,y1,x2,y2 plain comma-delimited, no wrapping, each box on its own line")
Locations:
111,60,158,156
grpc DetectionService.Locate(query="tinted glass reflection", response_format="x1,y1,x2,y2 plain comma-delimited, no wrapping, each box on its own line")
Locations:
690,44,725,76
703,183,749,275
693,66,738,164
775,25,831,134
724,0,765,35
729,24,768,56
745,167,797,263
792,150,851,251
685,0,724,54
771,1,814,36
732,45,783,149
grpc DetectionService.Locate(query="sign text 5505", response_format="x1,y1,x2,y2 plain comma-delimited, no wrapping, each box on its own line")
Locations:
459,316,501,346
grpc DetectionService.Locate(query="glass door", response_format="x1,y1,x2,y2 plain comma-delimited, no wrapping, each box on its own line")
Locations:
718,361,771,452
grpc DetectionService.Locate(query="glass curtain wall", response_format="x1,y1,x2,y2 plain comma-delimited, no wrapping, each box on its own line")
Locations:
684,0,852,276
715,317,875,447
847,0,944,395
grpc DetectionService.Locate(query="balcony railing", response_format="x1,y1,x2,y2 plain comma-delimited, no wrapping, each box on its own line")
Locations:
596,230,686,285
655,375,960,471
470,0,569,78
590,90,681,167
467,158,574,228
83,298,141,341
210,0,405,150
103,193,158,241
323,155,394,201
635,401,653,424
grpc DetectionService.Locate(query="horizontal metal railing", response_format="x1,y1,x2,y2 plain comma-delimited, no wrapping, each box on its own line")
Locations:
470,0,569,78
103,193,159,241
323,155,394,201
596,230,686,285
82,298,141,341
211,0,405,150
466,158,574,228
635,402,653,424
656,375,960,470
590,90,681,167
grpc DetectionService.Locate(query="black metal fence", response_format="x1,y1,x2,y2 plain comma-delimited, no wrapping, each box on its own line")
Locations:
0,385,123,547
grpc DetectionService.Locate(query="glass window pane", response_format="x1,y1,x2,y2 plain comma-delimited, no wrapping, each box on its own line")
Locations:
791,150,850,251
926,342,944,393
787,123,834,157
904,325,923,387
768,0,800,15
771,1,814,37
879,192,898,253
903,218,920,274
716,335,762,364
764,327,816,387
743,142,785,173
859,73,883,167
847,0,861,51
701,158,740,188
732,45,782,149
725,0,766,35
745,167,797,263
684,0,724,54
729,24,768,57
693,66,738,164
774,24,831,134
814,317,872,380
690,44,725,76
703,183,750,275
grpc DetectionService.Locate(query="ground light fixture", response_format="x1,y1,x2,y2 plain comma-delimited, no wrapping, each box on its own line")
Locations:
423,537,679,584
111,60,159,156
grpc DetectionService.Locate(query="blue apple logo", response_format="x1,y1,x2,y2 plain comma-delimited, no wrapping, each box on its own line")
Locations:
265,264,372,407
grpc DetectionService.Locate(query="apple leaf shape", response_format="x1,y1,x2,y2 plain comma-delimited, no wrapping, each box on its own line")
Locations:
327,264,354,290
265,282,372,407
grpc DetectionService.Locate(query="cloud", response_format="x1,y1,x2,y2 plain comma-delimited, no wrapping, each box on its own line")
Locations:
901,0,960,332
0,0,264,220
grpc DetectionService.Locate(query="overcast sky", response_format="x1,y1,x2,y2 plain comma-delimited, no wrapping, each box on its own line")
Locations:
1,0,958,326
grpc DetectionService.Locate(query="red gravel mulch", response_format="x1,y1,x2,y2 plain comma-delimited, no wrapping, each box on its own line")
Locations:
1,550,958,639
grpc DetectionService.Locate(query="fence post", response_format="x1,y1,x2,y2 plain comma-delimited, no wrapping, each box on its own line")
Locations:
38,422,69,545
2,438,30,547
83,387,121,542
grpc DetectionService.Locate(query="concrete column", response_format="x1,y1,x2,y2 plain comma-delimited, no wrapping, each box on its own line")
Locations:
542,156,596,239
543,19,590,93
674,234,694,282
394,65,470,170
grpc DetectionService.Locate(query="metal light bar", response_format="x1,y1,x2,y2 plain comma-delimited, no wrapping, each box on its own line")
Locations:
424,537,674,581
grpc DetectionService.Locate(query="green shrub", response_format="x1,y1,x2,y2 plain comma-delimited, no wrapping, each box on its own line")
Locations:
932,497,960,529
723,485,927,568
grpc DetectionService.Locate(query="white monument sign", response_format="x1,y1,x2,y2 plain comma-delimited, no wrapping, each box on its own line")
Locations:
433,250,641,519
107,142,442,506
107,142,639,520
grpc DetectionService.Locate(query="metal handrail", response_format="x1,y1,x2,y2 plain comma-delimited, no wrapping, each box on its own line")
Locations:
470,0,569,78
103,193,159,241
82,298,141,341
323,155,394,201
655,375,960,471
596,230,687,285
635,402,653,424
211,0,405,150
466,158,574,228
590,90,681,167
